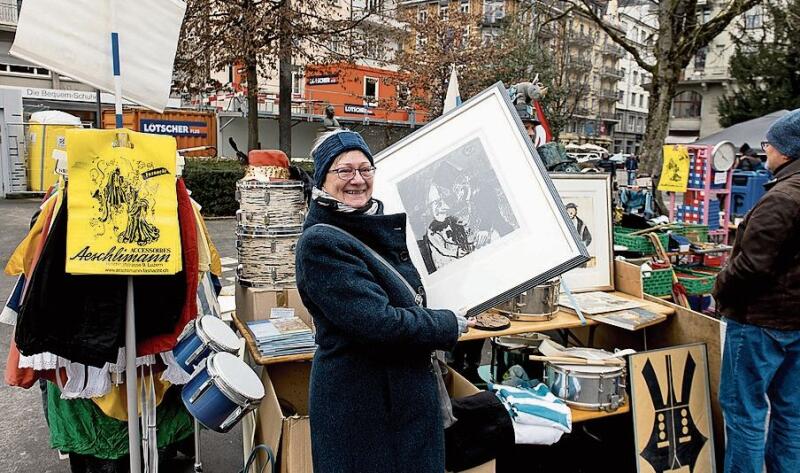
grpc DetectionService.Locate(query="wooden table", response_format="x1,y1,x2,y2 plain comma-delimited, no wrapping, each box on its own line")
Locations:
232,314,315,365
459,291,674,342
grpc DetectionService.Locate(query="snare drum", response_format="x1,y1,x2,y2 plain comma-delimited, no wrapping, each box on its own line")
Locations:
498,278,560,321
236,225,302,287
544,361,626,411
181,352,265,433
174,316,241,375
235,180,305,226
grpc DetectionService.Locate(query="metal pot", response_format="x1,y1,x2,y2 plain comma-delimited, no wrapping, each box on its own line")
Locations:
498,278,561,321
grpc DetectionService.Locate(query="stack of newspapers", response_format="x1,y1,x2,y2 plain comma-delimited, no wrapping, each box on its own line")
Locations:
247,317,316,358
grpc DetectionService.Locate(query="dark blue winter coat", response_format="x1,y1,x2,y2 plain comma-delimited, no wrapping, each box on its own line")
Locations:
295,201,459,473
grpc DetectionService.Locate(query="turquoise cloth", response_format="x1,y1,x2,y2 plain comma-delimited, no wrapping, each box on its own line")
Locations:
46,382,194,460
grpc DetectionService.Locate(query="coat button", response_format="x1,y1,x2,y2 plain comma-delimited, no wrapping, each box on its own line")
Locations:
399,251,409,261
417,286,425,296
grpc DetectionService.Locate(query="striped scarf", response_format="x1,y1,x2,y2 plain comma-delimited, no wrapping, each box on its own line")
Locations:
311,187,381,215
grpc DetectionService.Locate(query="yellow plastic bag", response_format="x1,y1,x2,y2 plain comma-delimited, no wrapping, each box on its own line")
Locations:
657,145,691,193
65,128,182,275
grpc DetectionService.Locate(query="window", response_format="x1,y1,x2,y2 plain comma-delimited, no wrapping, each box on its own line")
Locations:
745,10,762,29
367,0,383,12
439,4,448,20
460,0,469,13
633,70,639,85
694,47,707,70
397,84,410,108
1,64,51,77
291,72,303,95
631,92,637,106
618,90,625,102
364,76,379,106
418,7,427,22
697,7,711,24
638,94,643,107
628,115,635,132
636,116,644,132
416,33,427,49
672,91,702,118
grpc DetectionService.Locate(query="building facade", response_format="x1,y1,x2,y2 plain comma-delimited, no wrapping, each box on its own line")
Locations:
613,0,655,155
553,3,624,148
667,3,766,142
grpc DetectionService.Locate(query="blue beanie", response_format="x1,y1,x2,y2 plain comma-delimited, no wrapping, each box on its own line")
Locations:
311,131,374,186
766,109,800,160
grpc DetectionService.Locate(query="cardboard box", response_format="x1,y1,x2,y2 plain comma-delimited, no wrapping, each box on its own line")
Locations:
254,362,495,473
235,284,284,322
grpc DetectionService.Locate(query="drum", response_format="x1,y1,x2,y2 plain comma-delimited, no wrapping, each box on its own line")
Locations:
181,352,265,432
490,333,550,383
236,225,302,288
497,278,560,321
235,179,305,226
543,361,626,411
174,316,241,375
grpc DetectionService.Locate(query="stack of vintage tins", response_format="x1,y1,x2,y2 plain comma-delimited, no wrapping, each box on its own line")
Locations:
235,150,306,289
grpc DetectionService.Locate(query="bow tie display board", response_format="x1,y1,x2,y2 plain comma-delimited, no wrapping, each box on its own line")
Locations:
11,1,187,472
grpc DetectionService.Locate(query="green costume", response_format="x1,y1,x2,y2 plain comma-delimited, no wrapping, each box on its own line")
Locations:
46,382,193,460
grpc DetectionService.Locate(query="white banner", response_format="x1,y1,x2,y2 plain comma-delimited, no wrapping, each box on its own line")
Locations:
10,0,185,112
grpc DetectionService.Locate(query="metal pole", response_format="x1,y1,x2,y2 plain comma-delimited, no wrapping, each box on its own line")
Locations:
95,89,102,129
111,2,139,471
193,419,203,472
125,276,142,472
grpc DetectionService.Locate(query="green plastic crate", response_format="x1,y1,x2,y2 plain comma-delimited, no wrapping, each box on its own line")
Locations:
675,266,717,295
671,224,710,243
613,227,670,254
642,267,674,297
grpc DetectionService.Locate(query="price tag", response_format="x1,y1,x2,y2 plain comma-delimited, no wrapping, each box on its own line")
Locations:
714,172,727,185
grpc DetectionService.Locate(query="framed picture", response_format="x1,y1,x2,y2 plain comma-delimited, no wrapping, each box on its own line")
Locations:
551,173,614,292
372,82,589,315
629,344,717,473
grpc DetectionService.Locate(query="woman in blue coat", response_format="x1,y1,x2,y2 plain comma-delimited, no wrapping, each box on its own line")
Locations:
295,130,470,472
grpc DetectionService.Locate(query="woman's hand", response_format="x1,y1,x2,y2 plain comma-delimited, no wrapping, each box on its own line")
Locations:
455,306,476,334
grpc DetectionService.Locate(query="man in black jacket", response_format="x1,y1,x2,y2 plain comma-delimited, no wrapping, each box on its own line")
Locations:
714,109,800,473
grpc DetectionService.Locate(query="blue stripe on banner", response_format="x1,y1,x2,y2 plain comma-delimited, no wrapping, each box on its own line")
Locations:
111,32,121,76
515,403,570,429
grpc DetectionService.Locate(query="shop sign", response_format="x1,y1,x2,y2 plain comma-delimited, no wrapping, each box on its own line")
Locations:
140,119,208,137
344,104,374,115
307,75,339,86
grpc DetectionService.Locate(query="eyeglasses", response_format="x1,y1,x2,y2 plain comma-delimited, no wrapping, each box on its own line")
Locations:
761,141,772,151
328,166,376,181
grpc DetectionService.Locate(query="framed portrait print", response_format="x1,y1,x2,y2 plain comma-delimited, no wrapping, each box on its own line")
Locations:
629,344,717,473
372,82,589,315
551,173,614,292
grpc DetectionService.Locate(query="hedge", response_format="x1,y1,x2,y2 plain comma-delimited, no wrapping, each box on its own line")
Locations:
183,157,244,217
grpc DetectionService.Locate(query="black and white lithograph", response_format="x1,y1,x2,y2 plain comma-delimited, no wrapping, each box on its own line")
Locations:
396,137,519,274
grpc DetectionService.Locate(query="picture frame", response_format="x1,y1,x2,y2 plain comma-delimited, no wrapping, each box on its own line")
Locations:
372,82,589,315
551,173,614,292
629,343,717,473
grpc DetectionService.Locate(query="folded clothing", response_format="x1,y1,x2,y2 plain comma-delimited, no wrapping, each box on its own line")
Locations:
490,383,572,445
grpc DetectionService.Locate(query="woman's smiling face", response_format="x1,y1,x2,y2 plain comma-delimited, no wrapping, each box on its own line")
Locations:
323,150,373,208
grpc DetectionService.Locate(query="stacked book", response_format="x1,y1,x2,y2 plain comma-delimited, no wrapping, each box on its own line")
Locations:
246,317,316,358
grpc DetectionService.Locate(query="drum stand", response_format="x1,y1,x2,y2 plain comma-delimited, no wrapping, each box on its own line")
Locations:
193,419,203,472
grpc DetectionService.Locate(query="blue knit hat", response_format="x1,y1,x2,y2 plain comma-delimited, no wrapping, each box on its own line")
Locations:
311,130,374,186
766,109,800,160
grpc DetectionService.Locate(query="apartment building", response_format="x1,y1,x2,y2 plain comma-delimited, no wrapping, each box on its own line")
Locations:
613,0,655,154
667,3,767,142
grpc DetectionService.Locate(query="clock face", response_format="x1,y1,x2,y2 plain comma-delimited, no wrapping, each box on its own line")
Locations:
712,141,736,171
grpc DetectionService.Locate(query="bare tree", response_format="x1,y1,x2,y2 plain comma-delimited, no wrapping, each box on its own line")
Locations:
176,0,370,154
391,6,498,119
570,0,762,179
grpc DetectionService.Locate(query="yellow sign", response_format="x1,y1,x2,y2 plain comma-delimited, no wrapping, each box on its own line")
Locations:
657,145,690,192
65,129,182,275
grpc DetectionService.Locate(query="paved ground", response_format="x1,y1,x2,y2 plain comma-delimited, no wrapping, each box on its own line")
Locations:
0,198,242,472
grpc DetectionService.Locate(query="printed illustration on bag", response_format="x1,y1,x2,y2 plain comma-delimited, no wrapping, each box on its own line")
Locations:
66,128,182,276
91,161,166,246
